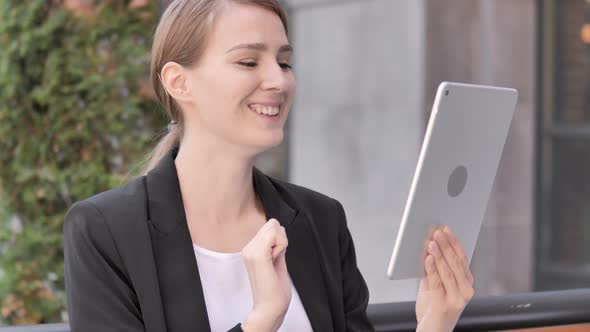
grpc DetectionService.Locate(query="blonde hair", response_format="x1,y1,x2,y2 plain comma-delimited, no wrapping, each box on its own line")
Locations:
141,0,289,174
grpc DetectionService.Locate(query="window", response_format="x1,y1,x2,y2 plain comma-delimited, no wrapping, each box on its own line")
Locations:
536,0,590,290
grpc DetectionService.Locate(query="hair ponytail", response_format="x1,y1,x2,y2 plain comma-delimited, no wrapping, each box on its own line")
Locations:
141,121,183,175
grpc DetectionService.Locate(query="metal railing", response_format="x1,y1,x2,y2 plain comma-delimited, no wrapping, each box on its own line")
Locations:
370,288,590,331
1,289,590,332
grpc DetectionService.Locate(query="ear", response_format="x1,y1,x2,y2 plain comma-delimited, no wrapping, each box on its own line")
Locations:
160,61,193,103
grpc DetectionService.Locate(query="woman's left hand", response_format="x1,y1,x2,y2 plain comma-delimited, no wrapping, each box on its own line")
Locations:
415,226,475,332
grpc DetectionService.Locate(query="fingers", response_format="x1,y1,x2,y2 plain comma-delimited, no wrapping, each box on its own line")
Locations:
428,239,459,297
424,254,442,291
421,226,437,274
260,219,287,260
443,226,474,285
434,226,475,305
271,223,288,260
242,218,288,262
434,228,469,286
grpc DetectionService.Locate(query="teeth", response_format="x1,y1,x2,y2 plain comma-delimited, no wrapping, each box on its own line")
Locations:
250,104,280,116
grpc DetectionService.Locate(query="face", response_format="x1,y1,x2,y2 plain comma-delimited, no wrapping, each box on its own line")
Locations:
181,2,295,153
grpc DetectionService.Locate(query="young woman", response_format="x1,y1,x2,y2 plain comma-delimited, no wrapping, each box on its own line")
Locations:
63,0,474,331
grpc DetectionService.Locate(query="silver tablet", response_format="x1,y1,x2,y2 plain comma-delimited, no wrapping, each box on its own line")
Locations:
386,82,518,280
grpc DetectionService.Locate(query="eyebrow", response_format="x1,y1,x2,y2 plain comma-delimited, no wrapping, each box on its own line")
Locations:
226,43,293,54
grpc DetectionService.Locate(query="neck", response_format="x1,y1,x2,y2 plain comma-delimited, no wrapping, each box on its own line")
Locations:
174,135,259,227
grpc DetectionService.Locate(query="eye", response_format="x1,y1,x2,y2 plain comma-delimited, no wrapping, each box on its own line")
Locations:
238,62,257,68
237,62,293,70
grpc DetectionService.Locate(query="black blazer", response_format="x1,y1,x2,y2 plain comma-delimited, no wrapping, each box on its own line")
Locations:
63,145,375,332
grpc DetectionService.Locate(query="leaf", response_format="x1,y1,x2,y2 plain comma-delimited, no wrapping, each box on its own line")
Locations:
0,0,160,324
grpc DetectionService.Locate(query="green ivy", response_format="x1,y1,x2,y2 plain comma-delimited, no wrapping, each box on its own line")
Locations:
0,0,162,324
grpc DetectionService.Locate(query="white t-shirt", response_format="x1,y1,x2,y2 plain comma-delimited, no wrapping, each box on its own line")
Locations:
193,243,314,332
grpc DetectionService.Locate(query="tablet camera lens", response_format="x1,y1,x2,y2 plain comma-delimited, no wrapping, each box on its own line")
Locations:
448,165,468,197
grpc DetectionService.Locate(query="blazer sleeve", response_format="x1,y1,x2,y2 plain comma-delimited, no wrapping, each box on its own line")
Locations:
335,199,376,332
64,200,246,332
64,200,144,332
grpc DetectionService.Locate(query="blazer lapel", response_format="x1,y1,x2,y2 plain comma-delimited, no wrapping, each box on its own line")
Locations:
253,169,334,331
144,145,333,331
145,146,211,332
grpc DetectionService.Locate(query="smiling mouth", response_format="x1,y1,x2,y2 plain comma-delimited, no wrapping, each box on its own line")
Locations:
248,104,281,117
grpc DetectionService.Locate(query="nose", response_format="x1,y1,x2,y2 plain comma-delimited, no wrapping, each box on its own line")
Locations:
259,61,291,93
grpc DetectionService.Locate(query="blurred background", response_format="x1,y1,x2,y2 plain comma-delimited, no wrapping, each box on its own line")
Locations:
0,0,588,329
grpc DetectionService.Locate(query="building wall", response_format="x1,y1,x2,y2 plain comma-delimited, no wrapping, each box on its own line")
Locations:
287,0,536,302
286,0,425,303
424,0,537,296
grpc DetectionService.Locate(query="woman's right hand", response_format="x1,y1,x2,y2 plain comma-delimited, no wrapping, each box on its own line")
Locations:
240,218,291,332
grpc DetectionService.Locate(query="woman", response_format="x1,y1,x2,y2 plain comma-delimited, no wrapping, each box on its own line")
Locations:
63,0,474,331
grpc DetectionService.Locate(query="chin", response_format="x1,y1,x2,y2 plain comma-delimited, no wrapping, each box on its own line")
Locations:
248,131,284,152
262,131,284,148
